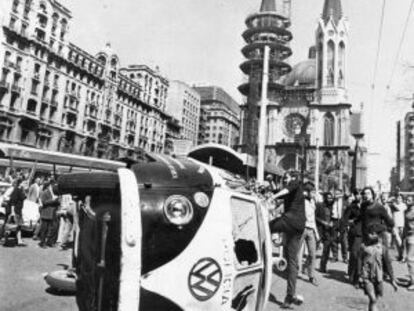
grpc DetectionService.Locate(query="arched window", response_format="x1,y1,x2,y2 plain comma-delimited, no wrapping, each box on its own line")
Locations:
317,36,323,88
60,18,68,40
338,42,345,87
327,40,335,86
324,112,335,146
97,55,106,65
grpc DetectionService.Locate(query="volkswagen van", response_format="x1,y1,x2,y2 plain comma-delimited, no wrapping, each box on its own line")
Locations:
57,155,274,311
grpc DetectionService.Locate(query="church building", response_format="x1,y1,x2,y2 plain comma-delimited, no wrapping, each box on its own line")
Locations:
238,0,366,191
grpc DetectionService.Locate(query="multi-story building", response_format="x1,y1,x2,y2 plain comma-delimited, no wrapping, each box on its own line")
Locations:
165,80,200,146
401,111,414,191
0,0,169,160
164,115,181,155
194,86,240,148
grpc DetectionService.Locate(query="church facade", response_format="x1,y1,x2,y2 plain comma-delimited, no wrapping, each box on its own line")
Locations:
239,0,366,191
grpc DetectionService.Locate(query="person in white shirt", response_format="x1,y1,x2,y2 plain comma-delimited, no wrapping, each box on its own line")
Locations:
392,194,407,261
332,191,348,263
298,182,319,286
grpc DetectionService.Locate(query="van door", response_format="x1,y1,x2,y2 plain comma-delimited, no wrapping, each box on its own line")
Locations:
230,196,272,311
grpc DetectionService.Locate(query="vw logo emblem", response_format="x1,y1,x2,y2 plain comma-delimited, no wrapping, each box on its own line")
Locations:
188,258,222,301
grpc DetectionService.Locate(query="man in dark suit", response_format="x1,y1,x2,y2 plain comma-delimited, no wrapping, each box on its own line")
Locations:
39,181,60,247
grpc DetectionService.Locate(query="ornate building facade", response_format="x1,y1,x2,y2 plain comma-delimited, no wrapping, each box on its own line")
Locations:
239,0,365,191
0,0,169,160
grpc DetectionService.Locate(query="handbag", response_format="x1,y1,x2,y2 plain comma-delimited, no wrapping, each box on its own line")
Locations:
4,214,18,233
2,214,18,247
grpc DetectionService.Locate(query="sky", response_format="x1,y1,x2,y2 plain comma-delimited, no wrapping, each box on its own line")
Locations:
60,0,414,187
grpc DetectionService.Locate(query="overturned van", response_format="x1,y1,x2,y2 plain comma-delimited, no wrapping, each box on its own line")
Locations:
57,155,273,311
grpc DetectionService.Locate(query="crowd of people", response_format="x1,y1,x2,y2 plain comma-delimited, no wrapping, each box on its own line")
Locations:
249,171,414,310
0,169,75,250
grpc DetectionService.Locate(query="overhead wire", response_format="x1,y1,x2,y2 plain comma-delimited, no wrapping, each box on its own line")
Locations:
386,0,414,91
367,0,387,152
371,0,387,91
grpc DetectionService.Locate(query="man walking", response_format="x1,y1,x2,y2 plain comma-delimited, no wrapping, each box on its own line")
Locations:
39,181,59,248
269,170,306,308
299,182,319,286
316,192,336,273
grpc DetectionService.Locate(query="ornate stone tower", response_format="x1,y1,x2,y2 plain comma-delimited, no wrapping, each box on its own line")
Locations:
316,0,348,105
238,0,293,155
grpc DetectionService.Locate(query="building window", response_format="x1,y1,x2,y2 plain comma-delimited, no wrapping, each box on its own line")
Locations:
324,112,335,146
338,42,345,87
327,40,335,87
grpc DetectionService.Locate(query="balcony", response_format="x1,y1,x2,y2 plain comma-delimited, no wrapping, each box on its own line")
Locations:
85,111,98,120
64,102,78,113
44,80,50,87
50,99,58,108
67,122,76,129
11,84,21,95
41,96,49,104
102,118,112,125
4,61,15,70
114,110,122,118
0,81,10,91
30,89,38,96
66,90,79,100
15,64,22,73
88,100,98,108
84,129,96,137
52,82,59,90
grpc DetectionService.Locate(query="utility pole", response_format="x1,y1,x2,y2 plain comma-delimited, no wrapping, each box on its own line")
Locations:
396,120,401,190
257,45,270,183
315,138,320,191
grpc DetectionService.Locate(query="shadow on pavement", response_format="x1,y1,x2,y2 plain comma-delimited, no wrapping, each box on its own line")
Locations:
268,293,284,307
322,269,349,284
335,296,367,310
45,287,75,297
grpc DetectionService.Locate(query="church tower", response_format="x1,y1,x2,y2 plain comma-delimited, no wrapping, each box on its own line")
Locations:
316,0,348,105
238,0,293,155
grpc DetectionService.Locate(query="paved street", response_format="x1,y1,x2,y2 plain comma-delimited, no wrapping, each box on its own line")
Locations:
0,238,413,311
0,239,76,311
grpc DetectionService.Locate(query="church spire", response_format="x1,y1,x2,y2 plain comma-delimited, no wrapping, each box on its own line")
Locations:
322,0,343,25
260,0,276,12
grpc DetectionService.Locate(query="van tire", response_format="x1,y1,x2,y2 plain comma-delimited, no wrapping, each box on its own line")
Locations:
44,270,76,293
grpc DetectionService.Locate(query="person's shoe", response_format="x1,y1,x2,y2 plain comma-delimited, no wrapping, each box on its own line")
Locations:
292,295,304,305
343,258,348,264
309,277,319,286
17,242,27,247
281,295,303,309
281,297,293,309
38,242,46,248
319,267,327,273
408,283,414,291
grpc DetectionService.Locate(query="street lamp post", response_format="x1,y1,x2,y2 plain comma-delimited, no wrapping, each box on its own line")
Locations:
294,126,311,181
351,133,364,190
257,45,270,184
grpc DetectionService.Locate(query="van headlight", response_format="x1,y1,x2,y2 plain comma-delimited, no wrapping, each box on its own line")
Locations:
164,195,193,226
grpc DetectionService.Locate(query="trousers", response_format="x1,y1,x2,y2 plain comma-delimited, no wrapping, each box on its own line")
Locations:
269,216,303,298
298,228,317,278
